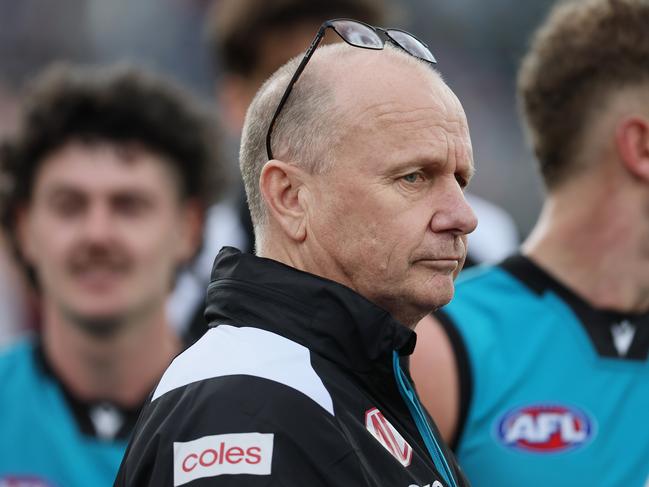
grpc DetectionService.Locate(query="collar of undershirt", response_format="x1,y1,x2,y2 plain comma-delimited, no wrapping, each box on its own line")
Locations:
500,254,649,361
33,340,145,441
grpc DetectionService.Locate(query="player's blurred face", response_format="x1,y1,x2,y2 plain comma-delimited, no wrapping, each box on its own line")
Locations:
18,141,199,334
305,57,477,327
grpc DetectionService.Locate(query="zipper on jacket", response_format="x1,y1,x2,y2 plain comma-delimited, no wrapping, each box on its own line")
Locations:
392,350,458,487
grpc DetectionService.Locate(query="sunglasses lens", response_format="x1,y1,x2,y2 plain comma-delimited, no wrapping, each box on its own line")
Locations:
386,30,437,63
332,20,383,49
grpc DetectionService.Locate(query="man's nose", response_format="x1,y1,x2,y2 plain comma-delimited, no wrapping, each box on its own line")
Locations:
429,181,478,236
81,204,115,242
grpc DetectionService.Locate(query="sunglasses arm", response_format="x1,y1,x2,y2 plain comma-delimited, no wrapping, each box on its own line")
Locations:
265,26,328,160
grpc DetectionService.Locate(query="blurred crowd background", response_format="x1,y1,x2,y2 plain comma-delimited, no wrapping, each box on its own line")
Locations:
0,0,555,345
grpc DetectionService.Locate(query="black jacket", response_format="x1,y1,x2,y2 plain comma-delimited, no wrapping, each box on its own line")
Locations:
114,247,469,487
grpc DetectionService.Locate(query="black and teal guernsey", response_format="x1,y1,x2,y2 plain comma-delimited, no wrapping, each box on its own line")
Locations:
0,340,141,487
435,255,649,487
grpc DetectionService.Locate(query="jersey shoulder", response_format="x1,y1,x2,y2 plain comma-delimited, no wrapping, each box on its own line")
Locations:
153,324,334,414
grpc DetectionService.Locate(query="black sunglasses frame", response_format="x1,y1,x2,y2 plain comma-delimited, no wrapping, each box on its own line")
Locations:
265,18,436,160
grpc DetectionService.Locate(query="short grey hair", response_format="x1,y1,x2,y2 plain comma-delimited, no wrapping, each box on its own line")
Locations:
239,44,352,242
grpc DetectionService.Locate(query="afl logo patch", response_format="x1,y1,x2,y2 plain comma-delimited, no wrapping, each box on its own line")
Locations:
495,404,595,453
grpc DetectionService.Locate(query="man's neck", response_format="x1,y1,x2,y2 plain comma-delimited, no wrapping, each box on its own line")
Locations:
41,303,181,408
522,189,649,313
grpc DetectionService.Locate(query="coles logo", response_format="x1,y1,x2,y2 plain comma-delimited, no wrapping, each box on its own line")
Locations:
173,432,273,486
365,407,413,467
496,404,595,453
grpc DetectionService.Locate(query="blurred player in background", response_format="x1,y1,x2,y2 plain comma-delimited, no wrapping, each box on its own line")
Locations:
412,0,649,485
0,63,226,486
0,0,92,346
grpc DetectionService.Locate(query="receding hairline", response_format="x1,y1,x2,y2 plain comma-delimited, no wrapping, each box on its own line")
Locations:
259,41,443,104
282,43,447,133
311,42,443,89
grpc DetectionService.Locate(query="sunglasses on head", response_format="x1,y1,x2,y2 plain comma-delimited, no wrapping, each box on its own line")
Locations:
265,18,437,160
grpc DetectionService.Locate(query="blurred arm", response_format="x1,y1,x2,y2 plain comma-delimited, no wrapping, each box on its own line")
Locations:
410,313,463,447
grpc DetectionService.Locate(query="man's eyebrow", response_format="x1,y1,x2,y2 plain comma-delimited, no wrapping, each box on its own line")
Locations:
42,184,85,198
379,158,439,177
412,156,475,178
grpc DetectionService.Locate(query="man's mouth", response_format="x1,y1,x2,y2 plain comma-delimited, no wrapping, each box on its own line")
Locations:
413,258,460,272
69,263,129,289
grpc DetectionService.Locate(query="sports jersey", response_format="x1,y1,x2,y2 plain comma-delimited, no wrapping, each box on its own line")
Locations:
0,340,142,487
115,247,469,487
436,254,649,487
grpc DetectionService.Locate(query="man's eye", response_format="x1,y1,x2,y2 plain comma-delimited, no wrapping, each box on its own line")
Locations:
50,195,84,217
113,195,151,216
402,172,422,183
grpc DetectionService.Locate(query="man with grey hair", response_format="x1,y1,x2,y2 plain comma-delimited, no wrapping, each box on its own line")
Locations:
116,19,476,487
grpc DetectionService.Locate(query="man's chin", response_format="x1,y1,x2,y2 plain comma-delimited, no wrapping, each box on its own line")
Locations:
384,287,455,328
419,282,455,311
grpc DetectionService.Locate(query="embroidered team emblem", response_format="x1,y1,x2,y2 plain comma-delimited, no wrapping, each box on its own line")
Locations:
495,404,595,453
365,407,413,467
89,402,124,440
611,320,636,356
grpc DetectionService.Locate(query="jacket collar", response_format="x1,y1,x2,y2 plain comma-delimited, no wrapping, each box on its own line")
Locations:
205,247,416,372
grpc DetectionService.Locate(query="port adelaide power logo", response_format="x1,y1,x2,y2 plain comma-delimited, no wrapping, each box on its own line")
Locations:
495,404,595,453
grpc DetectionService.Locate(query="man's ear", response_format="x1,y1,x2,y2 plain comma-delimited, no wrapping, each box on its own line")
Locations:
259,160,308,242
615,116,649,182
